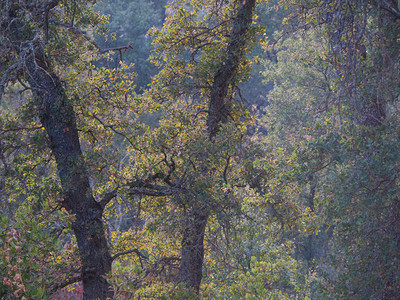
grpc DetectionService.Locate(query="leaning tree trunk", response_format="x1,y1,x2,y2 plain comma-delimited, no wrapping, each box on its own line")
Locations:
25,46,113,300
179,0,256,293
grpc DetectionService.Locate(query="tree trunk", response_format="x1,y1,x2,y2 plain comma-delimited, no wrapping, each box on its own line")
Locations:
25,47,113,299
179,207,209,293
207,0,257,138
179,0,256,293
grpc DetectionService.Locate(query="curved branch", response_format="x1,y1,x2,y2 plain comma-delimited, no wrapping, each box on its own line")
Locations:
112,249,149,261
99,188,118,209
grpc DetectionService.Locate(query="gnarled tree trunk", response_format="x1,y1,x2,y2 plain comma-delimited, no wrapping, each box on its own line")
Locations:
179,0,256,293
25,47,113,300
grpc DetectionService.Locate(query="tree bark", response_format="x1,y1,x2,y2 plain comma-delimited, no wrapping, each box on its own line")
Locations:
207,0,257,138
25,46,113,300
2,2,114,296
179,0,256,293
179,207,209,293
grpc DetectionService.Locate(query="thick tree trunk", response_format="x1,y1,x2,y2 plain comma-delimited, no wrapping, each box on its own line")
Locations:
179,208,209,292
179,0,256,293
26,48,113,299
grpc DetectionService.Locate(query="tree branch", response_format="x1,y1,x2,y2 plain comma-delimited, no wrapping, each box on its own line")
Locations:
112,248,149,261
379,0,400,19
207,0,257,138
99,187,118,209
51,274,82,293
127,180,182,197
49,21,133,56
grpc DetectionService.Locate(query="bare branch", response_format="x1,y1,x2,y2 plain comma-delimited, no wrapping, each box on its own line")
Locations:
148,256,181,276
112,248,149,261
51,275,81,293
98,187,118,209
88,113,138,150
223,155,231,184
127,179,182,197
99,44,134,62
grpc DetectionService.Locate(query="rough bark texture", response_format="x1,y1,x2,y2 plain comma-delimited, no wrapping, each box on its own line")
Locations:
25,47,113,300
0,2,114,297
179,208,209,292
179,0,256,293
207,0,256,138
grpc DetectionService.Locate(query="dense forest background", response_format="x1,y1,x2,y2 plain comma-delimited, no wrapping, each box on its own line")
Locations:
0,0,399,299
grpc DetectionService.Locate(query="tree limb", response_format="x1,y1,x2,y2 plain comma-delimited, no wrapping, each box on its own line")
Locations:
99,188,118,209
207,0,256,138
51,275,82,293
127,180,182,197
112,248,149,261
379,0,400,19
49,20,133,56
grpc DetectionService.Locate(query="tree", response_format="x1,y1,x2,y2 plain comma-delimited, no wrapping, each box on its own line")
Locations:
7,0,399,297
1,0,265,297
266,0,400,297
146,0,258,292
0,1,118,298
